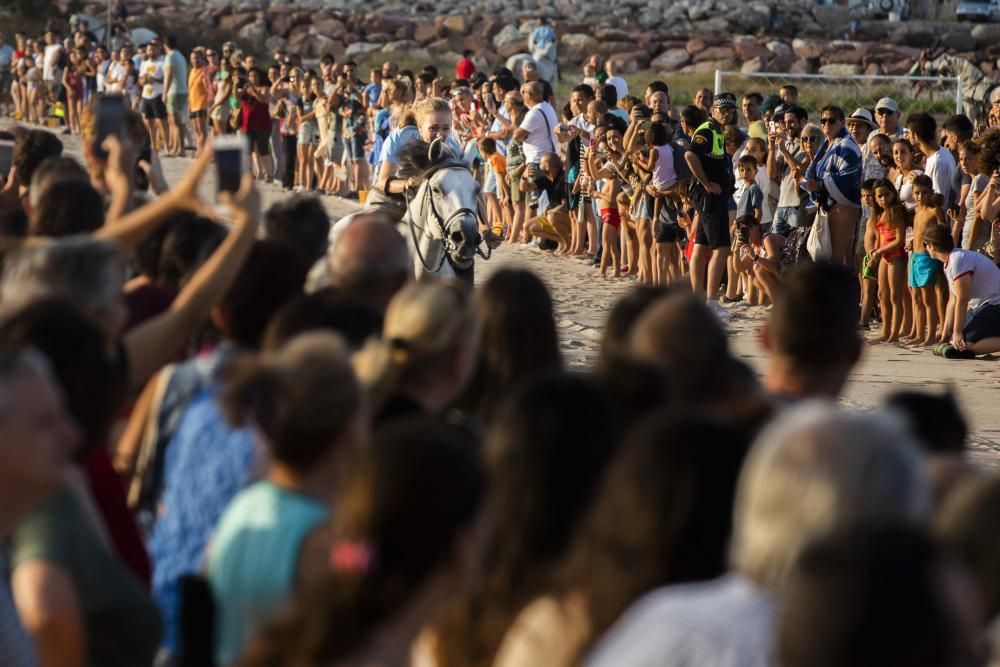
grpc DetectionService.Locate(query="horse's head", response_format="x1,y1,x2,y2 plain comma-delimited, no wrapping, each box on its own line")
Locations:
407,139,481,271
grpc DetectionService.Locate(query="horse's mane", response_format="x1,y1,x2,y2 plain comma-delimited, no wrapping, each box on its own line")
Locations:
397,139,468,180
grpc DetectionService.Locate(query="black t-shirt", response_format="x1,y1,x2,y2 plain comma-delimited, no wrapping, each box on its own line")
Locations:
690,120,733,198
533,169,566,208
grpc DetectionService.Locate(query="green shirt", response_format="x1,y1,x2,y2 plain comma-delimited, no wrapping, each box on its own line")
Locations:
12,488,161,667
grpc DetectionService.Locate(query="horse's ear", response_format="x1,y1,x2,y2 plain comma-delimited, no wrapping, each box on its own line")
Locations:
428,137,444,163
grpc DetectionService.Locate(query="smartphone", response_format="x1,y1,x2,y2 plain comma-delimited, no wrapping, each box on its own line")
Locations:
0,141,13,181
95,94,126,159
213,135,248,194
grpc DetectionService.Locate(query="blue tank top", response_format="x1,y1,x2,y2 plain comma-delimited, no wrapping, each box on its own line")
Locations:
206,480,329,664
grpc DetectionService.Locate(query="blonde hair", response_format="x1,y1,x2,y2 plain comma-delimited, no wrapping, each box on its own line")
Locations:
354,279,478,413
730,402,929,592
414,97,451,125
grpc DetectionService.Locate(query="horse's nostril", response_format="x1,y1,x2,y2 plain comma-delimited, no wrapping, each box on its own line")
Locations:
451,231,465,244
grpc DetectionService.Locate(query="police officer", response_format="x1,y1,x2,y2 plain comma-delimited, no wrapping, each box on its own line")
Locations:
686,92,737,301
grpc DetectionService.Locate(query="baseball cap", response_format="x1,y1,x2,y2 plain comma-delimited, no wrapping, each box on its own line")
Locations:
773,103,794,117
847,108,877,129
713,92,737,108
875,97,899,113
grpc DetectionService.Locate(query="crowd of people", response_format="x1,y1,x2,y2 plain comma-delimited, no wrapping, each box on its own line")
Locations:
1,15,1000,667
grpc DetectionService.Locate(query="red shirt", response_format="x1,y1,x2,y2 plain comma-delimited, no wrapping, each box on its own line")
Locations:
456,58,476,81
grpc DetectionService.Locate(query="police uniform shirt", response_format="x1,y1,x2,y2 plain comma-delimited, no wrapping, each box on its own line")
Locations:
691,120,733,197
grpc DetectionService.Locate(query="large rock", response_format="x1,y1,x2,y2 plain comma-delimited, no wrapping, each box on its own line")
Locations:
678,58,739,75
308,35,343,59
442,14,471,35
219,11,256,32
767,40,793,59
344,41,382,57
493,24,522,48
607,49,651,73
560,33,599,64
733,35,770,61
890,24,937,48
741,56,766,74
413,22,440,44
314,18,347,39
971,24,1000,48
381,39,420,53
792,38,824,59
818,63,863,76
693,45,736,64
650,48,691,72
685,37,708,55
237,19,268,46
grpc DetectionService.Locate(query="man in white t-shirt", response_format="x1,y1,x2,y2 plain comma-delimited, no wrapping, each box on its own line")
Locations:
604,60,628,100
138,41,168,153
41,30,63,101
925,224,1000,358
907,112,955,208
513,81,557,166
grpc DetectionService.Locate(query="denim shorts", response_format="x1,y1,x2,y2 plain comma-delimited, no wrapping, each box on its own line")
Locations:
772,206,804,236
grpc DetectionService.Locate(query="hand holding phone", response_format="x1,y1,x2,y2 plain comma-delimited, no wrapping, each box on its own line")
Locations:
95,94,126,160
213,135,248,195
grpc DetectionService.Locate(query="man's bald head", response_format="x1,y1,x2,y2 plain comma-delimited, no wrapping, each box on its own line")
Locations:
329,214,410,315
521,81,543,104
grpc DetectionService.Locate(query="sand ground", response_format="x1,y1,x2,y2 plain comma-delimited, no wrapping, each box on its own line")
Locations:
57,134,1000,467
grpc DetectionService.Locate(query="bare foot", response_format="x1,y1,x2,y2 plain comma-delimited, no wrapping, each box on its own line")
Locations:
595,270,608,279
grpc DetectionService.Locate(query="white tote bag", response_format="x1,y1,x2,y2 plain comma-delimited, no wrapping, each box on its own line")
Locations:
807,207,833,261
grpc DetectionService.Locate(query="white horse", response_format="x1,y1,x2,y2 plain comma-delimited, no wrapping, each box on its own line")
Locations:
930,53,998,123
329,139,488,283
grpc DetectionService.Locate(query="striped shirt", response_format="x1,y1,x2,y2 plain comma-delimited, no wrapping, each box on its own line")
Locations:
806,126,862,210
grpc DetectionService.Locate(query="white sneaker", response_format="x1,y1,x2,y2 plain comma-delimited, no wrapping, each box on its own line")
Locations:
293,185,304,193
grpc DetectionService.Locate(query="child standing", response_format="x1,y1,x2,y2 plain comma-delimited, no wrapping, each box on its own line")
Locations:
909,174,947,346
724,154,763,303
479,137,509,237
859,180,879,328
871,178,908,343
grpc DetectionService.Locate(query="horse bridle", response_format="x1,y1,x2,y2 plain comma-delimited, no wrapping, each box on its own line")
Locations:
403,160,492,274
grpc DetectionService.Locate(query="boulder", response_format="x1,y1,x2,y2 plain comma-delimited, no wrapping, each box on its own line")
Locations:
741,56,766,74
442,14,471,35
818,63,863,76
497,41,527,59
864,62,884,75
314,18,347,39
560,33,599,64
308,35,343,59
792,38,824,59
693,46,736,64
607,50,651,73
790,58,817,74
413,22,440,44
650,48,691,71
365,32,395,44
971,24,1000,48
264,35,287,53
685,37,708,55
678,58,738,75
767,40,793,59
889,24,936,49
381,39,420,53
938,29,974,52
344,41,382,58
728,7,770,33
732,36,770,61
268,11,307,37
218,11,256,32
493,24,522,48
237,19,268,46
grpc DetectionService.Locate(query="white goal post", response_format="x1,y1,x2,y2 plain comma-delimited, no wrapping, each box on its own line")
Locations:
714,71,963,116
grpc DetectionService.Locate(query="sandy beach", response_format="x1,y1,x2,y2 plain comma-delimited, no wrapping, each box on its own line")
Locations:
58,134,1000,467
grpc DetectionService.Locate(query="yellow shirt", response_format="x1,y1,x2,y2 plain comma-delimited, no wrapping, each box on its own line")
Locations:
188,66,208,112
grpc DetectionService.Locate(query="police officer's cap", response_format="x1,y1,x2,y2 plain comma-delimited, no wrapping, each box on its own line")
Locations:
713,93,737,109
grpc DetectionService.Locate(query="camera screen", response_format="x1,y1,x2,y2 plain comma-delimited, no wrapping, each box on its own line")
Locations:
216,148,243,193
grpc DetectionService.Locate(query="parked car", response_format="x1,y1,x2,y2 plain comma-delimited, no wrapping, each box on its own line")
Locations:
868,0,911,20
956,0,1000,22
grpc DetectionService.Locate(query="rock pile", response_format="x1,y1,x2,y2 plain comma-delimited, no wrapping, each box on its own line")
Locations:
82,0,1000,79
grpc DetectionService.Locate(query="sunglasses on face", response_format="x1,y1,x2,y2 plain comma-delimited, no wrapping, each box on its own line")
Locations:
875,108,893,115
820,117,838,125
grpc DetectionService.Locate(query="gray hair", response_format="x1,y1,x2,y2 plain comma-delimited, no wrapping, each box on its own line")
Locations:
730,402,930,592
0,237,125,320
0,347,52,420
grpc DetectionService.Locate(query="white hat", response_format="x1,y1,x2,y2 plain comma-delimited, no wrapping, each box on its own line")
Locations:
875,97,899,113
847,108,877,130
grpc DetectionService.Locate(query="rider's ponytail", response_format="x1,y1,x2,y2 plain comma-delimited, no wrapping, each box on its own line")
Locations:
353,279,478,416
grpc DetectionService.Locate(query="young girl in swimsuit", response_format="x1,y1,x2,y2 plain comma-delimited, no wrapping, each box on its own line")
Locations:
871,178,908,343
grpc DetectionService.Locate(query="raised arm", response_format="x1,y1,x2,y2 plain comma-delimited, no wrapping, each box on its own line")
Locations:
122,173,261,390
